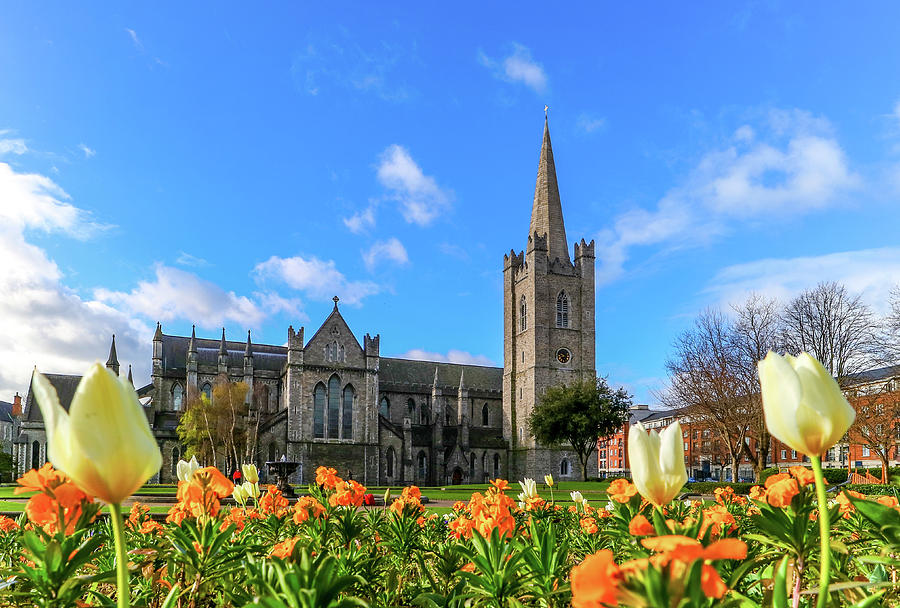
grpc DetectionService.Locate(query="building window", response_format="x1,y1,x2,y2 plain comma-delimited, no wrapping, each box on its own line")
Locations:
520,296,527,331
421,404,430,425
268,443,277,462
380,397,390,418
482,403,489,426
31,440,41,468
342,385,354,439
313,383,326,438
418,451,428,480
327,376,341,439
171,447,180,478
482,452,488,478
791,450,797,459
408,398,416,419
493,453,501,477
201,382,212,401
862,447,871,457
173,384,184,410
781,449,787,459
469,452,476,478
386,447,395,477
556,291,569,328
560,459,570,476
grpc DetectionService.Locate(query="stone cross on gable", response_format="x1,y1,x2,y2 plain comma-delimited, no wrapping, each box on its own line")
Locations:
332,295,340,309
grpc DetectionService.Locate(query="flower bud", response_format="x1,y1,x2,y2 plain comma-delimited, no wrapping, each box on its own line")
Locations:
519,478,538,499
544,474,554,487
570,490,584,505
758,351,856,457
242,481,260,499
177,456,200,483
232,483,248,506
241,464,259,484
627,421,688,508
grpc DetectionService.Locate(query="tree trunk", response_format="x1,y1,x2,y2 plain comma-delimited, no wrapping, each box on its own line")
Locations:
881,454,889,484
730,454,739,483
579,452,589,482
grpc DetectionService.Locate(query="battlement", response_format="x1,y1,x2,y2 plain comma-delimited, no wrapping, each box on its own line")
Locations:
574,238,595,260
364,333,380,356
526,231,548,253
503,249,525,271
287,325,304,350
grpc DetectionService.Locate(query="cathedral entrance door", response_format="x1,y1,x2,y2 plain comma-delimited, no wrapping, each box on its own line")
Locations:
451,468,463,485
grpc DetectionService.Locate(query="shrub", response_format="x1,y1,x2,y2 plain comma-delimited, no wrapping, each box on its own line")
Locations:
682,482,755,495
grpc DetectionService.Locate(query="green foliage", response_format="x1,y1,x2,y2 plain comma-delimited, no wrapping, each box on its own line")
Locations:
684,482,756,494
760,468,848,484
527,377,631,480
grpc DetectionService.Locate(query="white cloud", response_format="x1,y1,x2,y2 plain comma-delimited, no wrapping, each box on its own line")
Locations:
343,204,376,234
254,254,379,306
96,265,268,329
125,28,143,51
377,144,451,226
78,143,96,158
595,109,859,284
363,237,409,271
577,114,606,134
0,132,27,155
439,242,470,261
479,43,548,94
396,348,496,367
176,251,209,267
705,247,900,315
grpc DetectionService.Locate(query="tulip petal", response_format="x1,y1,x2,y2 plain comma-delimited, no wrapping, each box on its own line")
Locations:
659,422,688,501
759,352,808,454
793,353,855,448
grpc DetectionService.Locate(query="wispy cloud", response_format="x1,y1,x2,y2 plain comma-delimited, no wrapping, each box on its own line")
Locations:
439,242,469,261
125,28,143,51
377,145,452,226
78,143,96,158
0,131,27,155
478,43,548,94
577,114,606,134
595,108,859,284
176,251,209,268
343,204,376,234
254,254,379,306
395,348,495,367
363,237,409,271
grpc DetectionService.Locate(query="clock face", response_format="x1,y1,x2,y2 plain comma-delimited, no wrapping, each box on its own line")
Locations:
556,348,571,364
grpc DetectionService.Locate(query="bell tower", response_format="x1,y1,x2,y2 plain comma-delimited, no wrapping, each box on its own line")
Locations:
502,115,597,480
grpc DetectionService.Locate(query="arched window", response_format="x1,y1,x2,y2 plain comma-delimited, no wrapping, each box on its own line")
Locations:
520,295,527,331
482,403,489,426
327,376,340,439
257,384,270,413
407,398,415,418
469,452,476,478
342,385,354,439
560,459,570,476
556,291,569,328
171,447,180,478
379,397,390,418
201,382,212,401
31,440,40,468
268,443,277,462
421,404,430,425
493,453,501,478
386,447,395,477
482,452,488,472
313,383,326,438
418,451,428,480
173,384,184,410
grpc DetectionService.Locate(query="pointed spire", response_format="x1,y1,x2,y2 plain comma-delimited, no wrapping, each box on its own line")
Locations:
458,369,466,392
432,366,439,388
153,321,163,340
529,115,570,264
188,325,197,353
127,364,133,386
245,330,252,357
106,334,120,375
219,328,227,355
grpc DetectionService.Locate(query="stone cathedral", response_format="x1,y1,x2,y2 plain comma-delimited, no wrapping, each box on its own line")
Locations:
16,117,598,485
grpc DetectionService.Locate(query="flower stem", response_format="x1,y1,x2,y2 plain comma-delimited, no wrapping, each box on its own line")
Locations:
109,502,131,608
810,456,830,608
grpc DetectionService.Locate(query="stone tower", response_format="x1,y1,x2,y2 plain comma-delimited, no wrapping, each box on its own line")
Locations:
502,116,597,480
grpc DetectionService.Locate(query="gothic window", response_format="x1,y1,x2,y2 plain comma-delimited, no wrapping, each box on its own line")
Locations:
257,385,270,413
470,452,476,478
556,291,569,328
520,295,527,331
418,451,428,480
171,447,180,478
379,397,390,418
386,446,395,477
268,443,277,462
560,459,570,476
201,382,212,401
31,440,40,468
173,384,184,411
313,383,326,438
493,453,501,477
482,403,489,427
407,398,415,418
482,452,488,476
342,385,354,439
327,375,340,439
421,404,430,425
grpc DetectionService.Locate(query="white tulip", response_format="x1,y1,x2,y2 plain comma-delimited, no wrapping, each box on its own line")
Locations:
570,490,584,504
176,455,200,483
627,421,688,508
519,477,538,499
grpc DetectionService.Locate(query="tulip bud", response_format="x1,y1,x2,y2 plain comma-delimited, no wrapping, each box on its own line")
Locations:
544,474,554,487
758,351,856,457
241,463,259,484
177,456,200,483
31,363,162,505
519,478,538,499
243,481,260,499
232,484,248,506
570,490,584,505
627,421,688,508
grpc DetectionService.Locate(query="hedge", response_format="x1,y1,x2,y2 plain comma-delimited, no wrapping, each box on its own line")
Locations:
683,482,755,495
759,467,848,484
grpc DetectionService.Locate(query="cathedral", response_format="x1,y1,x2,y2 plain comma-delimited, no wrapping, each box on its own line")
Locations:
16,117,598,485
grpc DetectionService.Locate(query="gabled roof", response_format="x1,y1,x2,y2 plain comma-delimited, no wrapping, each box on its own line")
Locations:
24,373,83,423
160,333,287,373
0,400,13,423
844,365,900,386
379,358,502,392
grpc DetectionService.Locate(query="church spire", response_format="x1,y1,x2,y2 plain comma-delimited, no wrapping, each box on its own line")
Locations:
188,325,197,354
127,364,133,386
245,330,252,358
106,334,120,375
529,115,570,264
219,328,227,355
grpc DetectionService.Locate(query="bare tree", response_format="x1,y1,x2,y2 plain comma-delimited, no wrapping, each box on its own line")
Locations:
781,282,878,386
732,293,783,480
848,383,900,483
662,309,752,482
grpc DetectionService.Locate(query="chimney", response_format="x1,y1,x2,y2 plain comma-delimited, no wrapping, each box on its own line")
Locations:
12,392,22,416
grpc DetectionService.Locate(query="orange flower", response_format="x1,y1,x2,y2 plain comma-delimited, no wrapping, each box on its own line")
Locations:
315,466,340,490
580,516,599,534
571,550,622,608
700,504,736,537
714,486,735,505
607,478,638,503
293,496,326,524
836,490,866,516
17,464,95,535
628,514,654,536
701,564,728,598
0,515,19,532
260,485,290,516
490,479,510,492
449,515,475,539
749,485,767,501
766,477,799,508
788,466,815,487
452,500,467,512
15,463,64,494
270,536,301,559
764,473,790,488
877,496,899,508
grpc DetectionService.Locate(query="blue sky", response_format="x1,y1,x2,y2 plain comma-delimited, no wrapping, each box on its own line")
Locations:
2,3,900,404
